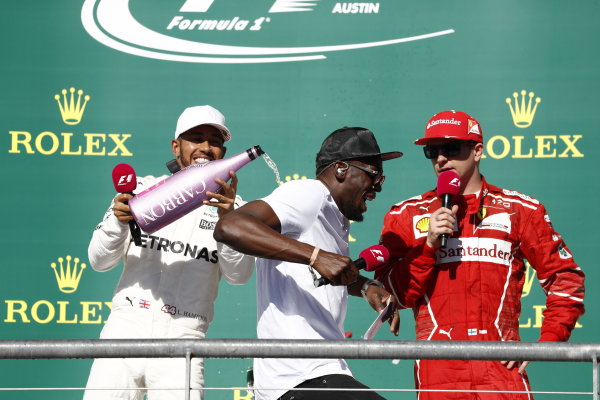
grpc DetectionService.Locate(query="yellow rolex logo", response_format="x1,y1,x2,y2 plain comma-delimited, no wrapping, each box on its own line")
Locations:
8,87,134,157
50,255,87,293
505,90,541,128
54,87,90,125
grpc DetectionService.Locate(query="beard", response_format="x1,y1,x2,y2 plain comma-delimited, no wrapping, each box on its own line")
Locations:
343,205,364,222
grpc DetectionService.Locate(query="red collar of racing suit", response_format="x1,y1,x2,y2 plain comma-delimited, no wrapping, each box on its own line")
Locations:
445,175,489,217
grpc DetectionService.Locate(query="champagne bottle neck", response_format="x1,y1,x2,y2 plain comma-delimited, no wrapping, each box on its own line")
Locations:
247,145,264,160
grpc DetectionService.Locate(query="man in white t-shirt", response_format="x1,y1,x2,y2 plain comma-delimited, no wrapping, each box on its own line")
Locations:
214,127,403,400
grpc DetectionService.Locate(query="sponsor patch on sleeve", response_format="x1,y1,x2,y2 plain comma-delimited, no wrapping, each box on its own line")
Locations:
558,243,573,259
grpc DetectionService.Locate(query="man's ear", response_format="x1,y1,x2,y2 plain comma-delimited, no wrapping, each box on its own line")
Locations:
171,139,185,170
171,138,180,158
221,146,227,158
335,162,349,178
473,142,484,162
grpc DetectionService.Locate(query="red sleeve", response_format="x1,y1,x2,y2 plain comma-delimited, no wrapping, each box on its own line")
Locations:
519,204,585,342
376,207,438,309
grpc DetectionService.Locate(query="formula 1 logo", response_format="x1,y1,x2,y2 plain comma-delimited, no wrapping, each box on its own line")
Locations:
269,0,319,13
369,248,386,263
180,0,216,13
182,0,322,13
449,177,460,189
117,174,134,186
81,0,454,63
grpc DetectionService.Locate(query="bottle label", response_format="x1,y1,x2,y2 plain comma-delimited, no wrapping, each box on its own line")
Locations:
135,180,207,227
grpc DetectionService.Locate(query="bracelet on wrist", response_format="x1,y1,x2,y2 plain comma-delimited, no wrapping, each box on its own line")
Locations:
360,279,383,300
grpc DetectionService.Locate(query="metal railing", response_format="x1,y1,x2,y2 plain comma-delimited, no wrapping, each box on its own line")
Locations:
0,339,598,399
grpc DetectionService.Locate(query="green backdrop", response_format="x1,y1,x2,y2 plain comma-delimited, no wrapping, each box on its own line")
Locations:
1,1,598,398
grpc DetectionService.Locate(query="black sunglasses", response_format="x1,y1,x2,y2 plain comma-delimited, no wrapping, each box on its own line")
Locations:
344,162,386,186
423,142,463,159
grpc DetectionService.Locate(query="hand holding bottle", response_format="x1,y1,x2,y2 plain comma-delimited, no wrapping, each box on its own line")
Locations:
205,170,238,217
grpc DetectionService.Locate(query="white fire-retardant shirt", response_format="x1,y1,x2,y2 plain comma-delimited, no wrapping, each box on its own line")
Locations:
88,174,255,336
254,179,353,400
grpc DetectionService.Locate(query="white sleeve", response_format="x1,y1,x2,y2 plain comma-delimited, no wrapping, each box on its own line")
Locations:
87,199,131,272
217,241,255,284
262,180,322,236
217,194,255,284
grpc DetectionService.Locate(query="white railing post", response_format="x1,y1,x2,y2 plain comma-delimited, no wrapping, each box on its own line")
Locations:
593,352,598,400
185,349,192,400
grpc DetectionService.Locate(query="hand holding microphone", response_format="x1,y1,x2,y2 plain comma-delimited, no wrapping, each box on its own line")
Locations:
314,245,390,287
112,163,142,246
434,170,461,248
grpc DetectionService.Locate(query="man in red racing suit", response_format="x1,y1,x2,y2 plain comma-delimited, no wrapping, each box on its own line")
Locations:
376,110,585,400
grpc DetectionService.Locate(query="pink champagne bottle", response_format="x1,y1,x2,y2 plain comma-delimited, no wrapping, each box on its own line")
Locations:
129,145,264,234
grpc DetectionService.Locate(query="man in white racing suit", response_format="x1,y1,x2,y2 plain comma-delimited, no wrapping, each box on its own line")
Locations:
83,105,255,400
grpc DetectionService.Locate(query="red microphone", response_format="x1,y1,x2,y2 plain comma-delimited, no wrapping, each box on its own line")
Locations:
436,170,461,248
354,245,390,271
314,245,391,287
112,163,137,193
111,164,142,246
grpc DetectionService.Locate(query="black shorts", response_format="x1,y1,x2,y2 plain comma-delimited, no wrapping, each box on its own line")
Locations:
278,374,386,400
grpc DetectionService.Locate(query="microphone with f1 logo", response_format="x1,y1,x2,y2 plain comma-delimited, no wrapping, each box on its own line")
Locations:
112,163,142,246
314,245,391,287
436,170,461,248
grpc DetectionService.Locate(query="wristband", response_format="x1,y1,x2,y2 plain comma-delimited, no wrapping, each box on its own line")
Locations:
307,247,320,282
309,247,320,267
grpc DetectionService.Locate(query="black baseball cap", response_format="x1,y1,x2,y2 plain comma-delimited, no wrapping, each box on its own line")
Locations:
316,127,403,169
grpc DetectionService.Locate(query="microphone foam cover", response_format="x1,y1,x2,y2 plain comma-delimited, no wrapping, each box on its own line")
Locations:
436,170,461,197
112,163,137,193
359,245,391,272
